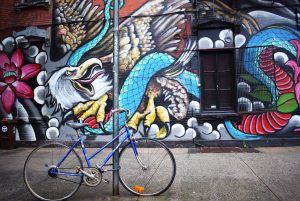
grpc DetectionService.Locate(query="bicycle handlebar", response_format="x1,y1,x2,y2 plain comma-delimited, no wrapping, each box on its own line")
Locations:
111,108,130,121
98,108,130,135
67,108,131,135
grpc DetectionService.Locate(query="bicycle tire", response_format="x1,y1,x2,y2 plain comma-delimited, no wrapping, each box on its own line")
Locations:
24,142,83,201
119,138,176,196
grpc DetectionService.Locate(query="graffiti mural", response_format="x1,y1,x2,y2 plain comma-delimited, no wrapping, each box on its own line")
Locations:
0,36,47,140
44,0,199,141
2,0,300,142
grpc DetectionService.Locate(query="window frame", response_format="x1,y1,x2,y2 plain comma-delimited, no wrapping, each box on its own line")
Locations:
15,0,50,12
199,48,238,117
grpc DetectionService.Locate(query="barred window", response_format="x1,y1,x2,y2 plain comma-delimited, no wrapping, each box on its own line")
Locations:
200,49,236,113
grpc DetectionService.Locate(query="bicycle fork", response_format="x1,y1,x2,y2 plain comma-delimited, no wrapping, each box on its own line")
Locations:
136,155,147,170
130,138,148,170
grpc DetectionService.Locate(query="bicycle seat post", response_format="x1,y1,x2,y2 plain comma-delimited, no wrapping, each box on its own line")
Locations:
77,119,82,137
76,129,81,137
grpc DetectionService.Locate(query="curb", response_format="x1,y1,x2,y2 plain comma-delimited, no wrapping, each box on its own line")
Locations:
14,137,300,148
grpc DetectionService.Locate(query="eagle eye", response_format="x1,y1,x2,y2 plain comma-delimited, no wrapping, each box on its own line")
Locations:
65,70,73,76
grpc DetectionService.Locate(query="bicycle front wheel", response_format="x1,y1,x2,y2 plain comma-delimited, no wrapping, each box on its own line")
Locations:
24,142,83,201
119,138,176,196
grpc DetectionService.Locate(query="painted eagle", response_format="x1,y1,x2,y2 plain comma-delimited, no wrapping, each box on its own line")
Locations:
47,0,192,116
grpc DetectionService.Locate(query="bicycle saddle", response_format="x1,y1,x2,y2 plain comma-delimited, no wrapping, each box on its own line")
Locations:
66,122,89,129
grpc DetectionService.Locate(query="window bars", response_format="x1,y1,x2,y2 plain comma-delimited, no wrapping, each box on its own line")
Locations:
236,45,278,113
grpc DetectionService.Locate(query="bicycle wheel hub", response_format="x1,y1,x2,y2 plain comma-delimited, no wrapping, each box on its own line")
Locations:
48,166,58,178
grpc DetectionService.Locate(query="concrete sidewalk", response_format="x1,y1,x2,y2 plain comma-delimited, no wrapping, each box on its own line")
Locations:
0,146,300,201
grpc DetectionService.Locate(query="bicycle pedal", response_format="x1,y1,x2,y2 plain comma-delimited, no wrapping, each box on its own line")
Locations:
75,166,81,174
103,179,110,184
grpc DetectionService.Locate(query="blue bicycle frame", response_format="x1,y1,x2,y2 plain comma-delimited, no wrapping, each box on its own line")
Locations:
54,125,139,176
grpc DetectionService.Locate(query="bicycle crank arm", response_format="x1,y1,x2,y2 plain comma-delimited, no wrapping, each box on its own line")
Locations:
76,167,95,179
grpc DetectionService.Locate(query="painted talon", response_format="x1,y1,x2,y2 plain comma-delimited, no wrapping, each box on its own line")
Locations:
73,101,94,116
72,94,109,126
128,95,171,138
143,91,156,136
96,94,108,122
128,112,143,132
128,89,157,135
156,106,169,123
155,106,170,139
156,122,171,139
143,109,156,136
127,111,151,134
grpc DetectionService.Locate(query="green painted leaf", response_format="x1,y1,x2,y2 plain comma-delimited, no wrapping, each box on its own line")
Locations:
255,85,269,91
277,93,298,113
240,74,261,84
250,86,272,102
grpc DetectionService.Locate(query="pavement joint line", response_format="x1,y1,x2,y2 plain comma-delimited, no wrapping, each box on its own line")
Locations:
234,153,282,201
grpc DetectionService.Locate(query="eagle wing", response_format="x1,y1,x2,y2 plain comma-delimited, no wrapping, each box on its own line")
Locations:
51,0,104,61
84,0,191,73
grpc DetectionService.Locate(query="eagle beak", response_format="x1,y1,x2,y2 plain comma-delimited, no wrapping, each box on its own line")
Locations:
70,58,104,96
72,58,102,79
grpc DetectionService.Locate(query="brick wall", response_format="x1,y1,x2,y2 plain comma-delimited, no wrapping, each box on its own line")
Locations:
0,0,148,34
93,0,147,18
0,0,52,34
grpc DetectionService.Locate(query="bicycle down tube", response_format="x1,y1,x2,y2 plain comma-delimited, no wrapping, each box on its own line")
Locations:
56,126,134,173
24,108,176,200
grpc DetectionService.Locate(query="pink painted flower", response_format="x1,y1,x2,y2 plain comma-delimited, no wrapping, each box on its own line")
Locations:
0,48,41,113
286,40,300,105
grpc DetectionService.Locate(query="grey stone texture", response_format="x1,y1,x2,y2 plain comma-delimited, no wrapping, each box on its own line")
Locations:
0,146,300,201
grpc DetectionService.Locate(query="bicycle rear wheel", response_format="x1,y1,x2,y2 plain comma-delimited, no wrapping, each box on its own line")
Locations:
119,138,176,196
24,142,83,201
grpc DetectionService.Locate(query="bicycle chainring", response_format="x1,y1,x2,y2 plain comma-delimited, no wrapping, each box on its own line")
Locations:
83,168,102,187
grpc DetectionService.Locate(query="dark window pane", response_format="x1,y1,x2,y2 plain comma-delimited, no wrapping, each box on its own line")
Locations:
203,72,216,89
218,71,234,89
217,52,233,71
219,90,234,109
201,54,215,71
203,90,217,109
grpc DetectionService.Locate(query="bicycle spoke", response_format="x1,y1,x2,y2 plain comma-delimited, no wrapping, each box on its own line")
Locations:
24,143,83,201
127,151,167,185
119,138,176,196
27,175,51,189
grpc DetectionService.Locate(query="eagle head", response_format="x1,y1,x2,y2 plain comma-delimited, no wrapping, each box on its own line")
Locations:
47,58,112,110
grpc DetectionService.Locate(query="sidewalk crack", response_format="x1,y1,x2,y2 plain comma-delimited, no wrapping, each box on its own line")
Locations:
235,154,282,201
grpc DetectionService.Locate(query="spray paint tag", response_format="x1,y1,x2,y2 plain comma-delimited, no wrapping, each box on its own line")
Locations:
1,126,8,133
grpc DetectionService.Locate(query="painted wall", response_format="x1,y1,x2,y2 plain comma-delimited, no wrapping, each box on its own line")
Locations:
1,0,300,142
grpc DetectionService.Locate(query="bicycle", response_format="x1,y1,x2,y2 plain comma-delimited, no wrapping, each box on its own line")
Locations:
23,108,176,200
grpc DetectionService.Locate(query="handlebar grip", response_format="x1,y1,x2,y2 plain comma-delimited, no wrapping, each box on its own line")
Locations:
111,108,130,121
99,108,130,134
